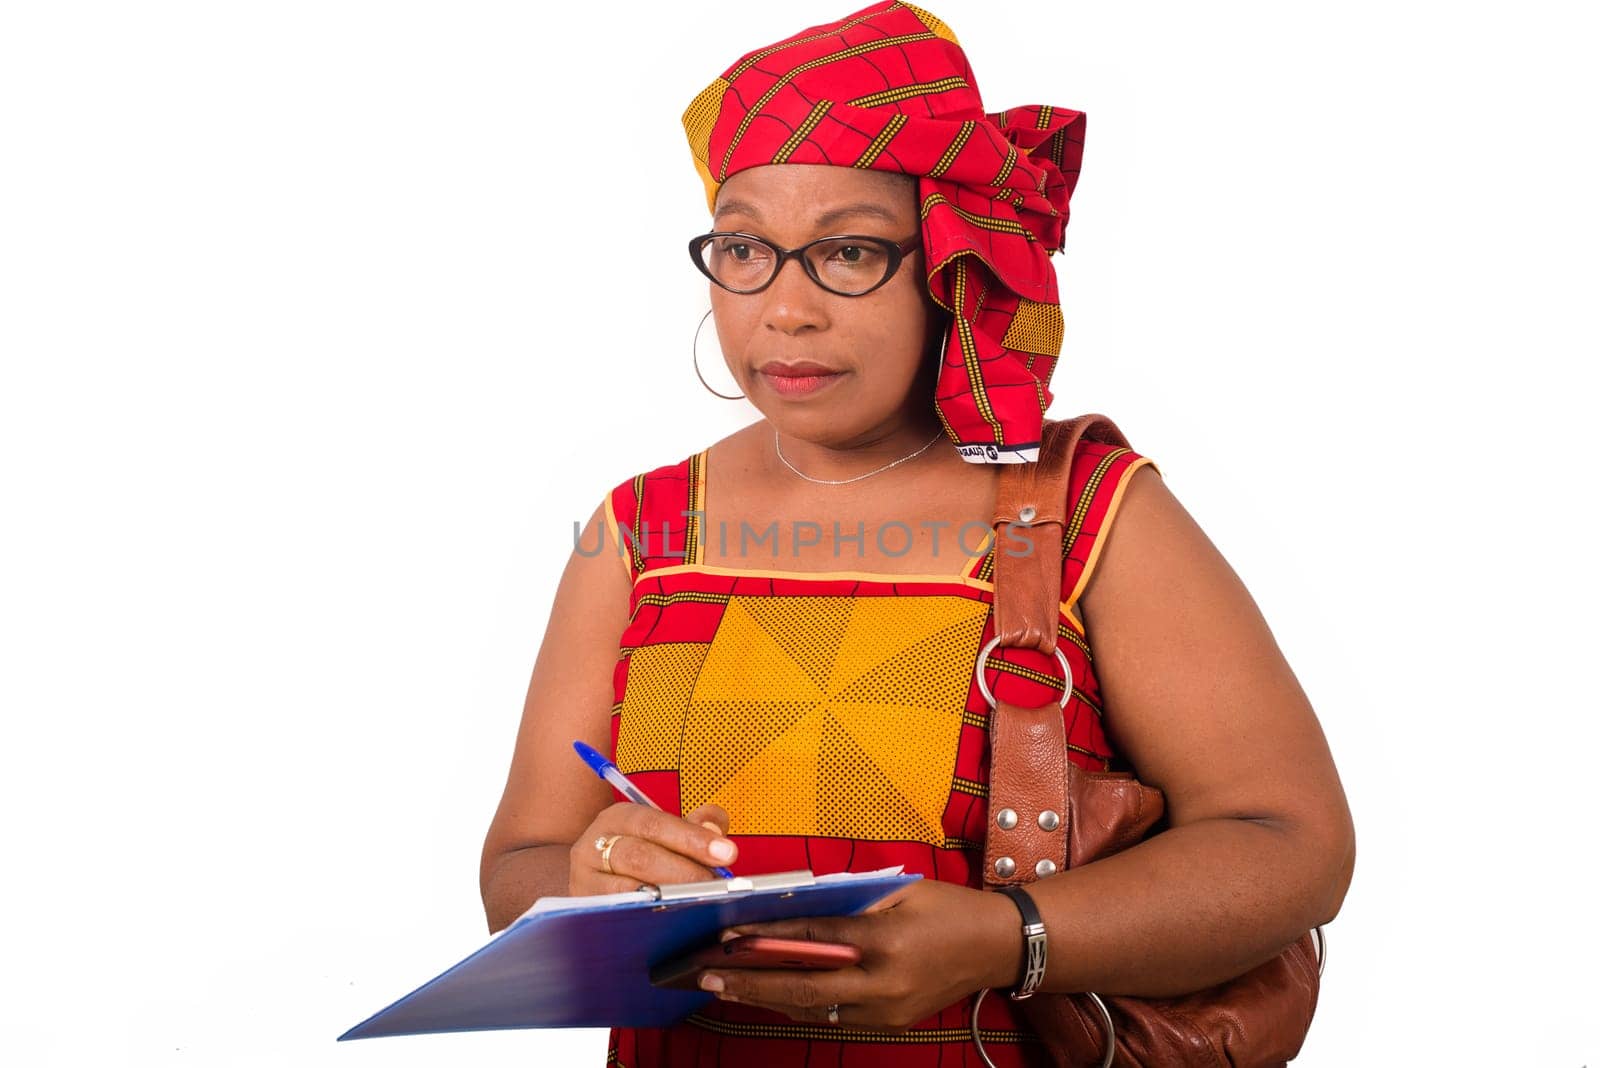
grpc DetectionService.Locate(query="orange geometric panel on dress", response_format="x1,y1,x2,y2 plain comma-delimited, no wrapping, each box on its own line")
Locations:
678,595,990,844
615,642,709,773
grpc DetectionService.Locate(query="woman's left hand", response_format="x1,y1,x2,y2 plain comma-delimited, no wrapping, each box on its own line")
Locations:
698,879,1018,1031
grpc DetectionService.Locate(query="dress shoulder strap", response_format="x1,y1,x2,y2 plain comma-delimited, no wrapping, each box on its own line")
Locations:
1059,434,1162,612
603,450,707,583
966,415,1159,617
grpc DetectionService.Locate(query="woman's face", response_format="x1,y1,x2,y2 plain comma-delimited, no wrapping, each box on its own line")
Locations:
707,164,943,446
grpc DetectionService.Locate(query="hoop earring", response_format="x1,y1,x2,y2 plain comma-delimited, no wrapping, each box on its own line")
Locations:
693,310,745,401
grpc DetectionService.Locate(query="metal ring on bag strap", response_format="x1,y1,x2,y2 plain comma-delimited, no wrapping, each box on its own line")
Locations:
975,635,1073,710
969,986,1115,1068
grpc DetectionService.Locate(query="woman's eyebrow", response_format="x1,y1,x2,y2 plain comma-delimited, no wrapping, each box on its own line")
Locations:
813,202,902,230
714,199,904,231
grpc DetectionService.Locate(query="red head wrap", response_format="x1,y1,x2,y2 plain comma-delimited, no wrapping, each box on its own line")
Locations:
683,1,1085,464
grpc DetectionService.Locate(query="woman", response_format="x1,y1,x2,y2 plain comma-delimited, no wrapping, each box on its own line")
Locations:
480,3,1355,1064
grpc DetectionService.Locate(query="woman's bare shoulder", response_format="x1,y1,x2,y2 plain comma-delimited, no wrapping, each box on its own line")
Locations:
1080,464,1348,833
606,420,767,486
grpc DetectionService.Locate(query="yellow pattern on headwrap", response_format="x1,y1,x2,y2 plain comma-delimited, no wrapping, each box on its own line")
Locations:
902,2,961,45
773,101,836,164
1002,298,1065,357
846,76,970,110
684,78,730,215
853,113,908,168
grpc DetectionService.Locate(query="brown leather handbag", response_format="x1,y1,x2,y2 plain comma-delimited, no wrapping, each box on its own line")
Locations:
970,414,1325,1068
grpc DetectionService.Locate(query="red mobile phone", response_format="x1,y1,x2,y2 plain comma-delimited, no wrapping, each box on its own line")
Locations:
649,935,863,990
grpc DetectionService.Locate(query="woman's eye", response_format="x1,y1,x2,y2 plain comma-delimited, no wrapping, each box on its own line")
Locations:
719,241,764,262
822,242,882,268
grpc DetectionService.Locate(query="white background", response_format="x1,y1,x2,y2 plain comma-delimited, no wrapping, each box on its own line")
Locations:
3,1,1596,1064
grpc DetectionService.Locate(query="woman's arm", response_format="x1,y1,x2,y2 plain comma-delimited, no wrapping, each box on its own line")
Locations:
479,499,741,934
973,463,1357,996
478,500,633,933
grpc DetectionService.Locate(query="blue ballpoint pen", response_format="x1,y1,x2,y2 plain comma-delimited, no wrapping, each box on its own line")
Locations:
572,740,735,878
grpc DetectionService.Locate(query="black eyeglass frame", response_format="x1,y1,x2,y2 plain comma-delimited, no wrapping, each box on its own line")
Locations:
688,230,923,297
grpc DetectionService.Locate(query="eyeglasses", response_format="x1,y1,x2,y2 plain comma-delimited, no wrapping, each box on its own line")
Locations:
688,231,922,297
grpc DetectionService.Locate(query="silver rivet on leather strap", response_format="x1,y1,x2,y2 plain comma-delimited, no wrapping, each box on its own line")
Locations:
1037,809,1060,831
1018,504,1037,523
994,856,1016,878
996,808,1018,830
1034,859,1057,877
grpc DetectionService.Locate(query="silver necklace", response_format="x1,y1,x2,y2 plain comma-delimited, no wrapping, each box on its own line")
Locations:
773,427,946,486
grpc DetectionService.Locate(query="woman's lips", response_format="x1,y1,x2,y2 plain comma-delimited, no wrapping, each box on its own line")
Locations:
759,362,847,397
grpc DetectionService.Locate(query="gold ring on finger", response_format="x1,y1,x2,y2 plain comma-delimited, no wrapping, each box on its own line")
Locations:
597,833,623,875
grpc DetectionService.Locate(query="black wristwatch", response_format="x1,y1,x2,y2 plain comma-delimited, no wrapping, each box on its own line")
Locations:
995,884,1048,1000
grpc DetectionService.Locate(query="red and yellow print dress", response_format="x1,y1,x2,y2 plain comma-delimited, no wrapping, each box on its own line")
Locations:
600,436,1159,1068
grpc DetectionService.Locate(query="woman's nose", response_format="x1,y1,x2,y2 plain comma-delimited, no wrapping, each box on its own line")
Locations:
760,256,829,334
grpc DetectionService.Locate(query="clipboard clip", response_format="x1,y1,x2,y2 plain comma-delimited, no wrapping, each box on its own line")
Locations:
649,869,819,902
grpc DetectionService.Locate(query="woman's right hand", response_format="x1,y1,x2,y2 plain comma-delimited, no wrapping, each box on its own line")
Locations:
568,802,739,896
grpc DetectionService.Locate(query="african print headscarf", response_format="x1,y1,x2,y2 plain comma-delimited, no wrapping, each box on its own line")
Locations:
683,0,1085,464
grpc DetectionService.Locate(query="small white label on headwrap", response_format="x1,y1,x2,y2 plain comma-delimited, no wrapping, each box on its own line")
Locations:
955,442,1041,464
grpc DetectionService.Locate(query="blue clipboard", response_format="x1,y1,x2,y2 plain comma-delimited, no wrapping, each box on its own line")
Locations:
339,867,918,1040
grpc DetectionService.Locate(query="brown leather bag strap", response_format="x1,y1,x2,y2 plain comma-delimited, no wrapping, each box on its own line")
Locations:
984,413,1132,892
984,416,1321,1065
990,413,1132,655
984,698,1072,888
